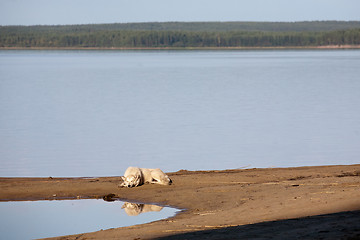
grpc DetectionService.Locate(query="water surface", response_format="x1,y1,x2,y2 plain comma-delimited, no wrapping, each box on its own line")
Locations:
0,199,177,240
0,50,359,176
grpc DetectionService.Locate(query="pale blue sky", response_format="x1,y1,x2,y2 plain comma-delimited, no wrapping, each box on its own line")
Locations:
0,0,359,26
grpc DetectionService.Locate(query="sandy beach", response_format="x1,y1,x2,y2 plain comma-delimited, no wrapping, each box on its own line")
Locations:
1,164,359,239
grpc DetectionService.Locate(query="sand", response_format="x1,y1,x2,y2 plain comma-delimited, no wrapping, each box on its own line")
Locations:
0,164,359,239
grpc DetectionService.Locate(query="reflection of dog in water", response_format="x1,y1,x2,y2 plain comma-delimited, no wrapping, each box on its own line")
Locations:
122,202,163,216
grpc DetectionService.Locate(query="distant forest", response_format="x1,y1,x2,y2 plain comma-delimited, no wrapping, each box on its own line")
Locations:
1,21,360,48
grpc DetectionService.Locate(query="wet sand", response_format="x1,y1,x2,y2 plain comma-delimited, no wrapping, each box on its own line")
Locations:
0,164,359,239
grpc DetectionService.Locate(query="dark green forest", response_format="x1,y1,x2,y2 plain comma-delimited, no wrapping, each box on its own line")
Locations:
1,21,360,48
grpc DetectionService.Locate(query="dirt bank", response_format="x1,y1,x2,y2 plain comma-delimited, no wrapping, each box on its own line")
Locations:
1,164,359,239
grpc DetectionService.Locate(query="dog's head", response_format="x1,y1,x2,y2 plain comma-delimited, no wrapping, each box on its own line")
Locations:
120,174,141,188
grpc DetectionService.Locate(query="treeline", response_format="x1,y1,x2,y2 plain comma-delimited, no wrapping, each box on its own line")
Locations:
1,21,360,48
2,21,360,33
1,29,360,48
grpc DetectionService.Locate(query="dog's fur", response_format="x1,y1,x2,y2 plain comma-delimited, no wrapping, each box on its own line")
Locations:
119,166,172,188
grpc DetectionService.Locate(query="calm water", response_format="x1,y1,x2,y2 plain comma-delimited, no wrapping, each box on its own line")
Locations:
0,199,177,240
0,50,359,177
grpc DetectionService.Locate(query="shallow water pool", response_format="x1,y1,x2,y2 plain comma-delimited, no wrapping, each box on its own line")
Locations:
0,199,178,240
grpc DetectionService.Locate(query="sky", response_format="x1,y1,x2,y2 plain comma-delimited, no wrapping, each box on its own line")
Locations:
0,0,359,26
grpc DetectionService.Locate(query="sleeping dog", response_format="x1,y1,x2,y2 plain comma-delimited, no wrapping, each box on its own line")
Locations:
119,166,172,188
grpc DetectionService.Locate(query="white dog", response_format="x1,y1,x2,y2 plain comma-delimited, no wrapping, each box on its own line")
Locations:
119,167,172,188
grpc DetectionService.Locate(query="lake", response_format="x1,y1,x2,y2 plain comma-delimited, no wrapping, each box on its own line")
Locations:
0,49,359,177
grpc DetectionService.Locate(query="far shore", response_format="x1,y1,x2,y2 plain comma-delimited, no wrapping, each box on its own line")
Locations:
1,45,360,51
1,164,360,239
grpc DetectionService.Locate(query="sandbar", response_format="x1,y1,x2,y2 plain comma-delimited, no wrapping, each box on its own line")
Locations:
0,164,359,239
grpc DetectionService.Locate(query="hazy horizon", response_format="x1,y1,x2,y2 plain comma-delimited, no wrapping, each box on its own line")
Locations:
1,0,359,26
2,20,360,27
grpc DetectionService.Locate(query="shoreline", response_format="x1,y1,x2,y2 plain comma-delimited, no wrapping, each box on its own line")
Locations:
1,45,360,51
1,164,360,239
